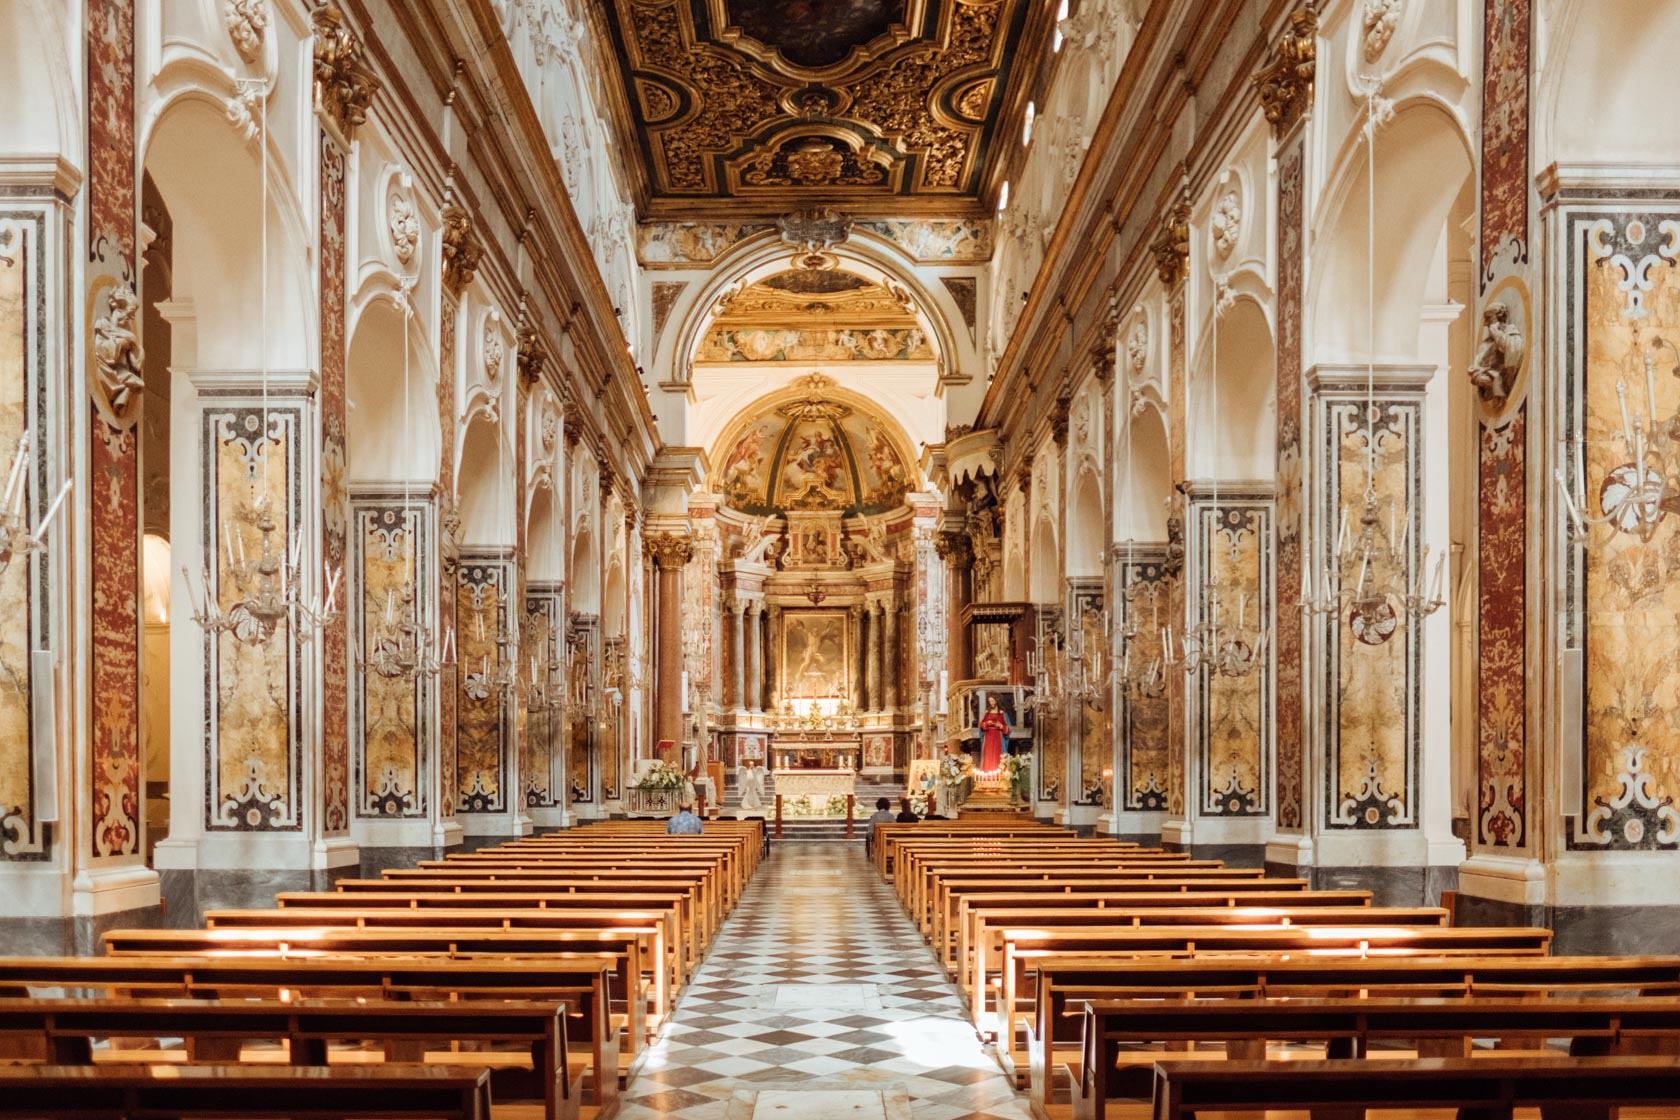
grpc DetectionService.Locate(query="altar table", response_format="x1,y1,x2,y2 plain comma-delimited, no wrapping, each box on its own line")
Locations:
772,768,856,804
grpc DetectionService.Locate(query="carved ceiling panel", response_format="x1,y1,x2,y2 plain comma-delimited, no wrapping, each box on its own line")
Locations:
596,0,1043,218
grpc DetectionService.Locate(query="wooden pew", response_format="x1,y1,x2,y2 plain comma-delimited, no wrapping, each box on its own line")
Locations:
202,907,677,1024
944,887,1369,973
377,871,720,941
959,904,1446,1006
442,850,742,909
992,927,1556,1081
1148,1055,1680,1120
101,926,653,1057
907,860,1257,930
872,823,1064,874
1073,996,1680,1120
897,848,1206,911
0,955,619,1108
0,997,581,1120
0,1065,493,1120
270,893,692,983
325,880,707,960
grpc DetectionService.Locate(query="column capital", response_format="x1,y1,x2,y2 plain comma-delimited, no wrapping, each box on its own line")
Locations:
934,529,973,566
646,532,693,570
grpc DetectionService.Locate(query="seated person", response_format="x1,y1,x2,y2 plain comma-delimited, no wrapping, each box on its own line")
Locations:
667,798,705,835
865,796,894,853
895,797,920,823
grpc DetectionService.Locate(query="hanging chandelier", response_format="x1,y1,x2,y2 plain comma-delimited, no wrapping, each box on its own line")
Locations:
184,77,338,646
1300,80,1446,632
1161,277,1268,679
1557,333,1680,546
0,430,73,577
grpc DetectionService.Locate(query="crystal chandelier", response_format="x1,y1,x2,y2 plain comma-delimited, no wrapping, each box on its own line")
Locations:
1300,81,1446,632
1161,277,1268,679
1027,629,1064,715
461,587,520,700
1556,333,1680,546
0,429,73,576
184,78,337,645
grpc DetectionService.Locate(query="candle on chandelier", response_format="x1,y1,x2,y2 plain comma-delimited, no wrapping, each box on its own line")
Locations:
1430,549,1446,604
1555,469,1586,539
1618,381,1635,450
1336,504,1349,555
1647,350,1660,423
2,431,27,512
33,479,71,543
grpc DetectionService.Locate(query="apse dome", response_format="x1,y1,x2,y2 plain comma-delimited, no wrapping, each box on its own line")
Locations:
711,375,919,517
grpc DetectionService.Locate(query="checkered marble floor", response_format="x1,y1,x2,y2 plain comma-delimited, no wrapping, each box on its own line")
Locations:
615,843,1035,1120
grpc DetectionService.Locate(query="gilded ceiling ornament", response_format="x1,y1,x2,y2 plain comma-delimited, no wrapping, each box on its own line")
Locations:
483,321,505,383
1211,190,1243,259
1362,0,1402,63
311,4,381,141
778,208,854,253
1254,2,1318,137
440,202,481,295
91,282,145,429
388,191,420,265
225,0,269,63
1150,199,1193,287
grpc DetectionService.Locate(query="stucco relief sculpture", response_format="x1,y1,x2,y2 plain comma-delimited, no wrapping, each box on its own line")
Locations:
92,283,145,429
388,192,420,264
1467,300,1525,405
1362,0,1402,62
1211,190,1243,259
226,0,269,63
1254,3,1318,135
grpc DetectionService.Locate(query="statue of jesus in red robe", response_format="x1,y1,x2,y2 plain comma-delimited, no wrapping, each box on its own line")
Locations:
979,694,1010,772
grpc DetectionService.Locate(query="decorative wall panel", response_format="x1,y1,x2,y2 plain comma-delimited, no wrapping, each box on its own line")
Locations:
522,584,560,808
1479,0,1530,288
457,556,511,813
318,134,351,834
1035,607,1062,804
1320,395,1422,829
1069,581,1109,806
1166,295,1187,818
568,615,596,803
350,498,431,819
1274,136,1307,830
1564,203,1680,850
1477,408,1526,847
1118,556,1170,811
87,0,143,860
1189,495,1272,818
437,294,459,819
203,406,303,831
0,204,51,860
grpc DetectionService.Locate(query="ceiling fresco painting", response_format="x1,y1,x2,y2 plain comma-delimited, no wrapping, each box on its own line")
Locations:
597,0,1044,217
716,381,917,515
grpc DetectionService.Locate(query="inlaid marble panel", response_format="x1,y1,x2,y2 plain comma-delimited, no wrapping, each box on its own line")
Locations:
1322,397,1421,830
1071,584,1109,806
1191,498,1272,818
318,134,351,834
1274,136,1307,830
1119,556,1171,812
522,585,559,807
457,557,511,813
351,499,430,819
204,406,301,831
1477,408,1526,847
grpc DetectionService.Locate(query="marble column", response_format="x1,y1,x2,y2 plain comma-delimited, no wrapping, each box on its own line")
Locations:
937,531,973,682
883,598,900,712
865,600,883,712
766,605,783,712
647,534,692,747
849,604,867,711
745,600,763,712
727,598,745,710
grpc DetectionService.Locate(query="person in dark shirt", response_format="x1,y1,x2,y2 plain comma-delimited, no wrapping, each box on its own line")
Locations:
895,797,920,823
865,796,894,854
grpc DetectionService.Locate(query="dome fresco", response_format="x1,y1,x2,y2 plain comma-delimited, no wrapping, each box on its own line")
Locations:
715,385,915,516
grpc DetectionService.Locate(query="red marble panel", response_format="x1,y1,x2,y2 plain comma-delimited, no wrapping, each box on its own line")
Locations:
1477,407,1525,847
319,136,350,833
1274,138,1306,831
1479,0,1530,288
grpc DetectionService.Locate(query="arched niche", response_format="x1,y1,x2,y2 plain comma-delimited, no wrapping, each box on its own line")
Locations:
1118,404,1172,541
708,376,921,518
526,481,563,584
1543,0,1680,168
569,523,599,615
1066,469,1105,578
1029,515,1060,605
142,96,312,371
1191,295,1275,480
1310,102,1474,366
346,296,440,484
602,560,627,640
456,412,514,548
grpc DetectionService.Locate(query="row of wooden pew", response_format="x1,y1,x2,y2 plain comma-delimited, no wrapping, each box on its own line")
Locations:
0,819,761,1120
876,818,1680,1119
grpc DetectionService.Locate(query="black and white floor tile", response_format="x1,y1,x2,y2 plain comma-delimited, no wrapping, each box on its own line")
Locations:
616,844,1035,1120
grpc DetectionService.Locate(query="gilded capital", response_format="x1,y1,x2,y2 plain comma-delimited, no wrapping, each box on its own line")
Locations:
1149,199,1193,288
934,529,973,567
440,203,481,295
1255,3,1319,137
647,532,694,569
311,4,380,142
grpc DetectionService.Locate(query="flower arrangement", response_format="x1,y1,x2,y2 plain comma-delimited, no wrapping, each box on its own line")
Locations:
1002,752,1032,801
636,761,687,792
908,792,931,816
939,752,974,788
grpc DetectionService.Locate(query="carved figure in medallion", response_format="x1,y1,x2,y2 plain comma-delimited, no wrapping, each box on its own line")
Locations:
92,283,145,428
1467,300,1525,405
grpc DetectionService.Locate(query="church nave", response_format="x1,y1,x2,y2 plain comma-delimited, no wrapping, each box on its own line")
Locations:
617,844,1033,1120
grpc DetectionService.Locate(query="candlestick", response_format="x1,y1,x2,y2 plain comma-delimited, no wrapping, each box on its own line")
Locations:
1618,380,1634,449
1336,504,1349,554
1647,350,1659,424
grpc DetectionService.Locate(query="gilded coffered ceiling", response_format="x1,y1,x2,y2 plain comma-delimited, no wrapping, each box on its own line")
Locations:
594,0,1047,219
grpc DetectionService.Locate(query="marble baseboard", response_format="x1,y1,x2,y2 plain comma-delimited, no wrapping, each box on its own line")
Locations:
1190,843,1266,868
1262,862,1459,908
1454,895,1680,955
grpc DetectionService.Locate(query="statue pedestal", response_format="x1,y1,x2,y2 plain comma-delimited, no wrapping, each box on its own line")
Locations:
961,772,1023,814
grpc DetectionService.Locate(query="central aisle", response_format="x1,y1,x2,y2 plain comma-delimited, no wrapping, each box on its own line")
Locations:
615,843,1036,1120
